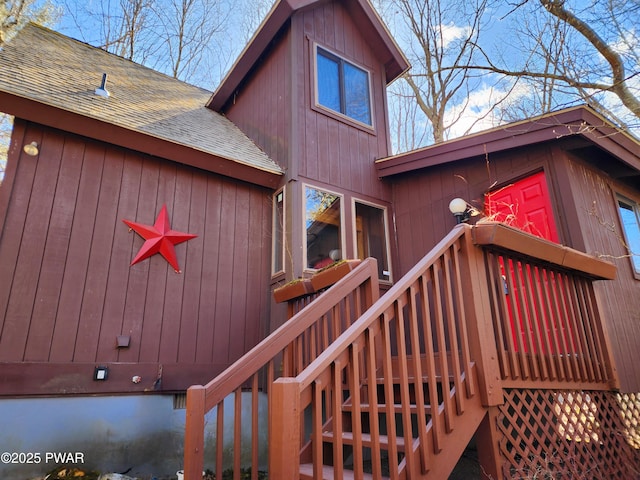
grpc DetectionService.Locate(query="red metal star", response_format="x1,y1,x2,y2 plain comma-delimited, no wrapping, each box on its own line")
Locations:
123,204,197,273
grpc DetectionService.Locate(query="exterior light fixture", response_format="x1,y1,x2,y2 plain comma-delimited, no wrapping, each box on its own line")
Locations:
23,141,39,156
94,366,108,381
448,197,479,224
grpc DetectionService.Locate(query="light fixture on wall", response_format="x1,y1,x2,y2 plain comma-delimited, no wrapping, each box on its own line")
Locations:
94,366,108,381
23,141,39,156
448,197,480,224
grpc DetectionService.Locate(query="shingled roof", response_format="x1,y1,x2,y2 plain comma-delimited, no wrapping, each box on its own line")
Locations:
0,23,284,187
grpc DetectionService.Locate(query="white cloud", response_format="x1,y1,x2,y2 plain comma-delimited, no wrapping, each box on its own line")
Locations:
444,80,532,139
438,23,471,49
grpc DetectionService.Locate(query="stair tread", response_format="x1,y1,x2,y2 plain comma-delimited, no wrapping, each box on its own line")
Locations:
300,463,388,480
322,431,407,450
374,374,453,383
343,401,433,415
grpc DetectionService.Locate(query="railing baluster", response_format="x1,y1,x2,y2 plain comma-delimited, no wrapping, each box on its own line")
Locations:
216,400,224,480
251,375,259,480
381,309,400,480
407,282,430,472
348,341,364,480
555,271,580,380
538,267,561,380
563,273,590,381
331,360,344,479
433,258,454,434
234,389,242,480
443,247,464,415
393,294,418,478
312,380,323,480
419,271,442,454
451,240,475,397
364,325,383,478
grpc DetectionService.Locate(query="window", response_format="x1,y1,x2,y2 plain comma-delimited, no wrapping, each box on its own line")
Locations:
617,196,640,275
355,201,391,281
272,189,285,275
316,47,372,126
305,186,343,269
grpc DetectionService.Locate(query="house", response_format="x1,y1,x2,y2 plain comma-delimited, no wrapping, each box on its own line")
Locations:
0,0,639,479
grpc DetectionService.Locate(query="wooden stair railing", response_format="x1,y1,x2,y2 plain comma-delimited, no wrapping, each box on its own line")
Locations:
270,223,618,479
271,224,499,479
183,258,380,480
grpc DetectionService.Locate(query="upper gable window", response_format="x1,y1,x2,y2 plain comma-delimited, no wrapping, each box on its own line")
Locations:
316,47,372,127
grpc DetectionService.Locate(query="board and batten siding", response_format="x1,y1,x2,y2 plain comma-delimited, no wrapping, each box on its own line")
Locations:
222,26,292,171
297,2,392,200
391,145,554,275
563,154,640,392
0,120,272,395
224,2,393,201
389,141,640,393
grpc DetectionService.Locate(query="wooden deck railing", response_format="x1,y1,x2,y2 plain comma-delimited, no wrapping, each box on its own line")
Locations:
183,258,380,480
473,223,618,390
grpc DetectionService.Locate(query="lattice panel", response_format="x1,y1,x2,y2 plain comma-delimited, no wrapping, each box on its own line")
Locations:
496,389,640,479
618,393,640,450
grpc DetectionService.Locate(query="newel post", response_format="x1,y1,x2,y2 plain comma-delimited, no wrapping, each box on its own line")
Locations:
460,228,503,407
269,378,302,479
184,385,206,480
460,228,505,480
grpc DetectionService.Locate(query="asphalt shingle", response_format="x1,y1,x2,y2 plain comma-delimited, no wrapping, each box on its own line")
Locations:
0,23,283,176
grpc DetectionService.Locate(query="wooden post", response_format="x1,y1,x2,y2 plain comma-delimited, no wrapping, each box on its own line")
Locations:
184,385,206,480
269,378,302,479
476,407,504,480
461,228,504,407
364,257,380,309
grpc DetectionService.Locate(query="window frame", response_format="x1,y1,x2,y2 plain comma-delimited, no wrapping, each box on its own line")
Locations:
271,187,286,277
303,183,346,273
352,197,393,283
313,44,375,131
616,194,640,279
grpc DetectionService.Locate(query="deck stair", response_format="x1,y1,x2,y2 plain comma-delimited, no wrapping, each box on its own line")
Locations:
298,365,487,480
184,223,617,480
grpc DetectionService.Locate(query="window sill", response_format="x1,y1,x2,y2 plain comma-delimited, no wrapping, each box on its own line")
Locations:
312,103,376,135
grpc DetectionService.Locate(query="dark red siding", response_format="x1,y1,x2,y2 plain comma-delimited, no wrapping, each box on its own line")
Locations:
0,121,272,395
392,145,556,274
389,141,640,392
223,26,292,169
561,153,640,391
297,3,391,199
224,2,393,201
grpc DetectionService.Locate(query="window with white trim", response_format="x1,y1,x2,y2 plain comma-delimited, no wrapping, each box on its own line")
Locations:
305,186,343,270
316,46,372,126
354,201,391,281
617,196,640,276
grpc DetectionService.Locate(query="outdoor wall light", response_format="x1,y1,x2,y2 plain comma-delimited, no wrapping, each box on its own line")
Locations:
23,141,39,156
94,366,108,381
448,197,479,224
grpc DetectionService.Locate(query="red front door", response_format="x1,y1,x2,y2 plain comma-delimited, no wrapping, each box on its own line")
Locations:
485,170,559,243
485,171,569,354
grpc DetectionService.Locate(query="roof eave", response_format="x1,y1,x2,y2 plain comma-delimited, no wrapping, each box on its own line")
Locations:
376,106,640,178
3,92,283,189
